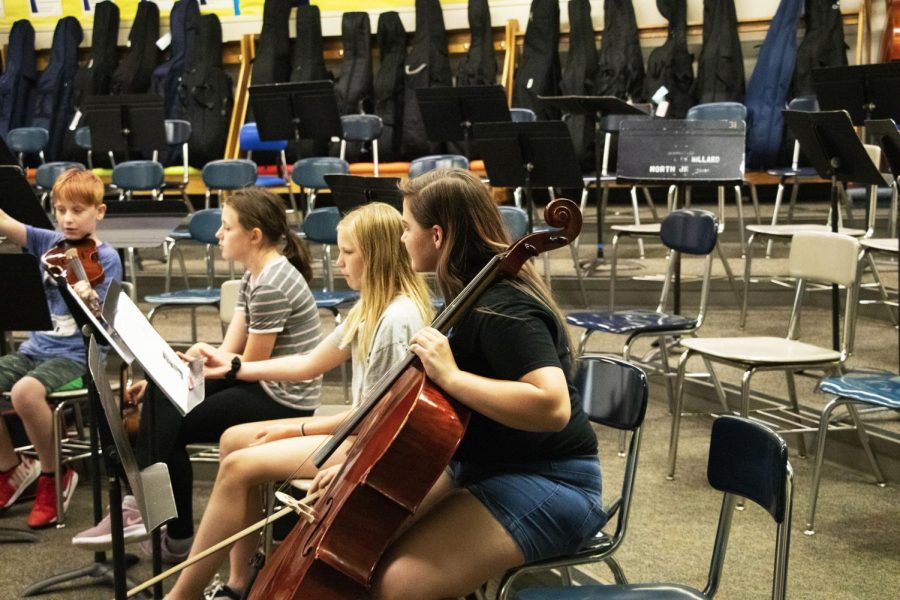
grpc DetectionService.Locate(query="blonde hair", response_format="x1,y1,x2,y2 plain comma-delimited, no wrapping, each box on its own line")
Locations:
222,188,313,281
400,168,573,357
338,202,434,364
52,168,104,207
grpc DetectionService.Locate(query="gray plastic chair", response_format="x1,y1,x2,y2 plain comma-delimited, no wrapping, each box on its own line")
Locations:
201,159,257,209
408,154,469,179
165,119,193,209
340,114,383,175
111,160,165,200
74,126,93,169
35,162,85,210
292,157,350,213
7,127,49,167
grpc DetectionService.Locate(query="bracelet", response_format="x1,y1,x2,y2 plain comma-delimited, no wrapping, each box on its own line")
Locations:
225,356,241,381
300,422,307,436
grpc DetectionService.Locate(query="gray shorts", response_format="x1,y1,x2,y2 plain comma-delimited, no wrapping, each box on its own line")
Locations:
0,353,84,395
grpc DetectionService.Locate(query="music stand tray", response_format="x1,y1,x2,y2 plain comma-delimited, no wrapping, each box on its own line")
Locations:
416,85,510,154
812,64,900,125
324,175,403,214
249,80,344,143
83,94,167,158
0,166,54,230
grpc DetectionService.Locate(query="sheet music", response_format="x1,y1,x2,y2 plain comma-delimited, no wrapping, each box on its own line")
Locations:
110,289,205,415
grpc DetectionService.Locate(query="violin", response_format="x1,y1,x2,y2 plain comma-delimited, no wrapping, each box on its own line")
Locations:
41,237,105,288
246,199,583,599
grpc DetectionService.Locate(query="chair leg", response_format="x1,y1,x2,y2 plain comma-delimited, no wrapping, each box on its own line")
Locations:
53,401,66,528
740,233,757,330
714,242,742,308
576,329,593,356
702,357,730,413
766,181,787,258
608,232,621,311
785,370,808,457
865,251,899,326
739,368,755,417
748,182,762,225
641,186,658,220
568,242,588,306
846,402,887,486
604,556,629,585
805,397,846,535
734,185,746,257
667,350,692,480
629,187,645,259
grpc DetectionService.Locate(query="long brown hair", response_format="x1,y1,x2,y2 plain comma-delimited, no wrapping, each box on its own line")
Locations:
400,168,573,352
222,188,313,281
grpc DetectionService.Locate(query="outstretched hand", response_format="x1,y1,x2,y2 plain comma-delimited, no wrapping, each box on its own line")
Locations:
408,327,459,389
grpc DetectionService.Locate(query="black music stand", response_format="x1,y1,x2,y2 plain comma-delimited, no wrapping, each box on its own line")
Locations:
323,175,403,214
0,166,54,231
0,255,48,543
783,110,887,350
812,64,900,125
83,94,167,162
416,85,510,159
617,118,746,313
0,134,19,166
539,95,650,269
249,80,344,144
472,121,584,233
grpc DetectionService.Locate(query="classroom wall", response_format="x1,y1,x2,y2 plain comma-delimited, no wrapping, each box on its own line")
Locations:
0,0,882,65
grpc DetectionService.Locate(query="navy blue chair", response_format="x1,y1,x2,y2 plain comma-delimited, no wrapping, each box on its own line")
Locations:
303,207,360,402
7,126,49,166
408,154,469,179
339,114,383,175
292,157,349,213
514,416,794,600
111,160,165,200
567,210,719,410
145,209,224,343
201,159,257,209
805,370,899,535
493,356,648,600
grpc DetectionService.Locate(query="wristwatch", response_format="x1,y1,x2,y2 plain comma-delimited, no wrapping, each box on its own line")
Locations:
225,356,242,381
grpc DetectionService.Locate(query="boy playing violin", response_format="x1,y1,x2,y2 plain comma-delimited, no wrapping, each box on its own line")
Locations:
0,168,121,528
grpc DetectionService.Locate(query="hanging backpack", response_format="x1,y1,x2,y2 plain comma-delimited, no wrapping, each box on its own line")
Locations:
457,0,497,87
253,0,292,87
402,0,453,159
374,12,407,162
151,0,201,119
0,20,38,138
561,0,598,172
693,0,745,104
290,4,329,83
595,0,645,101
643,0,694,118
745,0,803,169
334,12,374,115
111,0,160,95
31,17,83,162
512,0,562,121
181,15,233,167
793,0,848,97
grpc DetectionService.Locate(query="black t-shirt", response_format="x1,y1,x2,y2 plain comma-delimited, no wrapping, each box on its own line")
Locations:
449,281,598,463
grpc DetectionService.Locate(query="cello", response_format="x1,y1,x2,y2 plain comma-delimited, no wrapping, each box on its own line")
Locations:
247,198,582,599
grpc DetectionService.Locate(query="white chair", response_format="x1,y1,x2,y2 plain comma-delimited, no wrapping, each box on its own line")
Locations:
667,231,862,479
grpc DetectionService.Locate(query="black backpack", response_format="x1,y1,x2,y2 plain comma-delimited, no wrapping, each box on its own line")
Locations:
561,0,598,172
334,12,374,116
693,0,745,104
181,14,233,167
0,20,37,138
457,0,497,87
402,0,453,159
793,0,848,97
151,0,201,119
745,0,803,169
512,0,562,121
373,12,407,162
643,0,694,118
595,0,645,101
31,17,83,162
74,0,120,101
111,0,160,95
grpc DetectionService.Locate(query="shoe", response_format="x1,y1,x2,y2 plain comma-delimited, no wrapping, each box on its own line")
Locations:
27,468,78,529
72,494,149,550
0,455,40,509
203,575,243,599
139,526,192,565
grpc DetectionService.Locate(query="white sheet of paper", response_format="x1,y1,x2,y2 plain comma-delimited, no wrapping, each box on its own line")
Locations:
30,1,63,16
111,290,205,415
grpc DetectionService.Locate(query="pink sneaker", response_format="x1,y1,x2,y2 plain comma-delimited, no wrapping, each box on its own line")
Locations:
140,526,192,565
0,455,40,509
72,494,149,550
27,468,78,529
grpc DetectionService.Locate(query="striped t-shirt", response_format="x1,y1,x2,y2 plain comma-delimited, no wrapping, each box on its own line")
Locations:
235,256,322,410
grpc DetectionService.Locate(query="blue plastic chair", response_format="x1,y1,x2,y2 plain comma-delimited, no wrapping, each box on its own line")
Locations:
493,356,648,600
35,161,85,210
510,107,537,123
292,157,349,213
239,122,296,212
567,210,718,410
514,416,793,600
339,114,383,175
145,209,224,343
408,154,469,179
805,370,899,535
7,126,49,167
499,206,529,241
111,160,165,200
201,159,257,209
74,126,93,168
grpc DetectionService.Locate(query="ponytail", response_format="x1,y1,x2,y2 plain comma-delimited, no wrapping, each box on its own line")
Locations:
283,222,313,282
